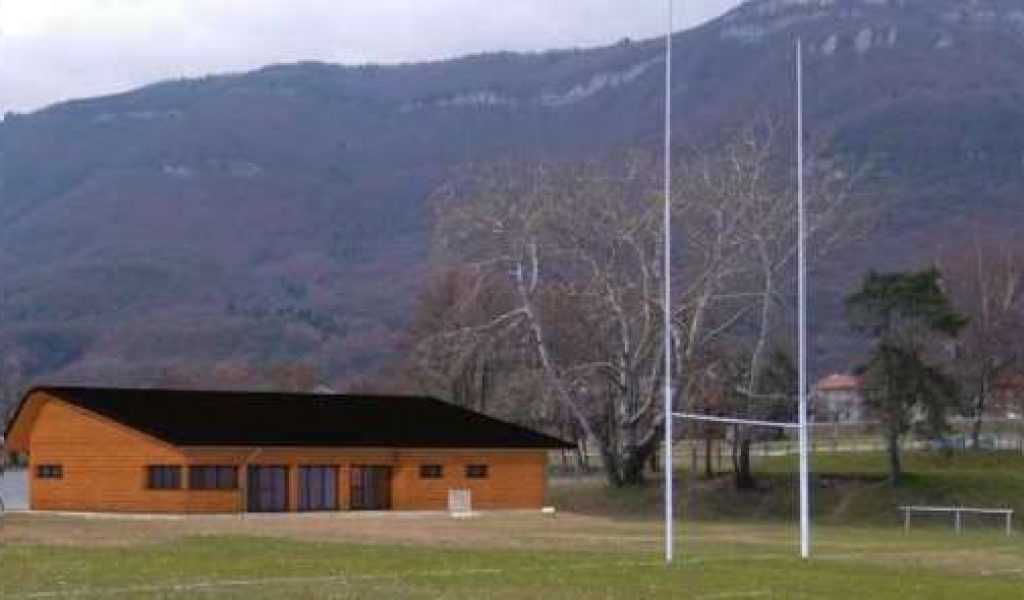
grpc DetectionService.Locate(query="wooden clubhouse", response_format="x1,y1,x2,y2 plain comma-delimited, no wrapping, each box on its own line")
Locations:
3,387,570,514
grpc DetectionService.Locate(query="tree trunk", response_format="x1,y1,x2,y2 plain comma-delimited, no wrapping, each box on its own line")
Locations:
600,445,624,488
704,435,714,479
887,429,903,486
971,375,988,450
970,411,984,451
735,437,756,490
621,452,648,486
575,439,589,473
730,425,740,473
598,433,661,488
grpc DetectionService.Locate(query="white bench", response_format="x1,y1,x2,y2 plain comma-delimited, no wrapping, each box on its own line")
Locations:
900,505,1013,537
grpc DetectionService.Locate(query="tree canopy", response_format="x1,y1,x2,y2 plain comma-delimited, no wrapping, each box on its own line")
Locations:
847,268,967,484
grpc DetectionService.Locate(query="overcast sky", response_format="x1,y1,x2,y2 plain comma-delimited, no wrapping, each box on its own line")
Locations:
0,0,741,113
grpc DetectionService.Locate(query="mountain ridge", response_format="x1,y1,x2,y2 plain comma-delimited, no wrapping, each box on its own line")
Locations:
2,0,1023,412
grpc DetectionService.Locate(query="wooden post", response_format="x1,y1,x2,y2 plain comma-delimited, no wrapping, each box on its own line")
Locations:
955,509,962,535
903,508,910,535
1007,511,1013,537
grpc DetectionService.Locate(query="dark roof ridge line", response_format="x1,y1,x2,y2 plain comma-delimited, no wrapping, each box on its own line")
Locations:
34,384,440,401
5,385,573,450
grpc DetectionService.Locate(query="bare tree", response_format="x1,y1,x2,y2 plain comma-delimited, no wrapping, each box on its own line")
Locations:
674,127,872,488
938,229,1024,447
427,158,674,486
405,266,509,411
403,266,558,434
418,128,871,488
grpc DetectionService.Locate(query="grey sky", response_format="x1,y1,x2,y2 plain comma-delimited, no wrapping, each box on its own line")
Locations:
0,0,741,114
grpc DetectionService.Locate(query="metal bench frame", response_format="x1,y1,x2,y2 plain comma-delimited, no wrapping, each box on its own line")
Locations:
900,505,1014,537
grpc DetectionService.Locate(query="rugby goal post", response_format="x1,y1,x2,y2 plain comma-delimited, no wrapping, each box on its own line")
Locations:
659,15,812,560
669,411,811,560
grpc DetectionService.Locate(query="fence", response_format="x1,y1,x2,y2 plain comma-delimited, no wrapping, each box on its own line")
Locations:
901,505,1014,537
549,418,1024,476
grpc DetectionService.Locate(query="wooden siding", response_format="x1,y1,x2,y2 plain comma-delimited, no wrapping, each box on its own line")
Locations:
28,392,190,512
22,392,548,513
392,451,547,510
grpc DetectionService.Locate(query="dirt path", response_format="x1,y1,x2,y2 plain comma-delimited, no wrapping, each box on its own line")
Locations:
0,511,659,552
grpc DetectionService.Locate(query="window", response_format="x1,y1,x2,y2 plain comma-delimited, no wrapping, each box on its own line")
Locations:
147,465,182,490
419,464,444,479
465,464,488,479
36,465,63,479
188,466,238,490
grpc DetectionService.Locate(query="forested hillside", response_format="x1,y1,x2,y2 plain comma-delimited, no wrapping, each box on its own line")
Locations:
3,0,1024,417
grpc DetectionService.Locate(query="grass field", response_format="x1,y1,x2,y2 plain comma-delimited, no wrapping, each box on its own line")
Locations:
1,451,1022,598
553,451,1024,526
1,514,1022,599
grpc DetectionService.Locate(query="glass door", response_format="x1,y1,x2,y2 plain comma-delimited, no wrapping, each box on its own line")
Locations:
349,466,392,510
246,466,288,512
298,465,339,511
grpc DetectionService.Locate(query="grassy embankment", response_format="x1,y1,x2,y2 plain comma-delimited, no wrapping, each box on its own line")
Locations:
551,451,1024,526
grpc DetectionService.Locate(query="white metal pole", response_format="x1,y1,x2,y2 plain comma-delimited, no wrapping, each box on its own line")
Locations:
663,0,675,565
796,38,811,560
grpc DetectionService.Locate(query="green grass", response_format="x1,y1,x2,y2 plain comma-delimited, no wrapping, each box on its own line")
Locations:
765,451,1024,525
0,529,1022,599
762,449,1024,476
552,451,1024,527
2,451,1022,598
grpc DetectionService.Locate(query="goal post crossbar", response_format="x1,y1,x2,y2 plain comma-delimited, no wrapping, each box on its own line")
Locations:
672,412,802,430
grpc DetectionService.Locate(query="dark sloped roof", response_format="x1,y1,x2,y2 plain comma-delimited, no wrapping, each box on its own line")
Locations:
10,386,571,449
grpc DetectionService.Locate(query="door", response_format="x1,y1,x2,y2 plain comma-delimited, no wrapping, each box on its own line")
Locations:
0,468,28,511
298,466,339,511
246,466,289,512
349,466,392,510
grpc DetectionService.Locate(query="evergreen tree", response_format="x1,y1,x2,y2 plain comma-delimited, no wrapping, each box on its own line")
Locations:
846,268,967,484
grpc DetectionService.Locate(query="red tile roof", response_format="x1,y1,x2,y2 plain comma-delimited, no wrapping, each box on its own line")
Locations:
815,374,862,391
996,374,1024,391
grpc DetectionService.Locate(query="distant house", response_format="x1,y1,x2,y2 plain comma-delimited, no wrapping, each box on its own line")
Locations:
993,374,1024,420
813,374,866,423
3,387,570,514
